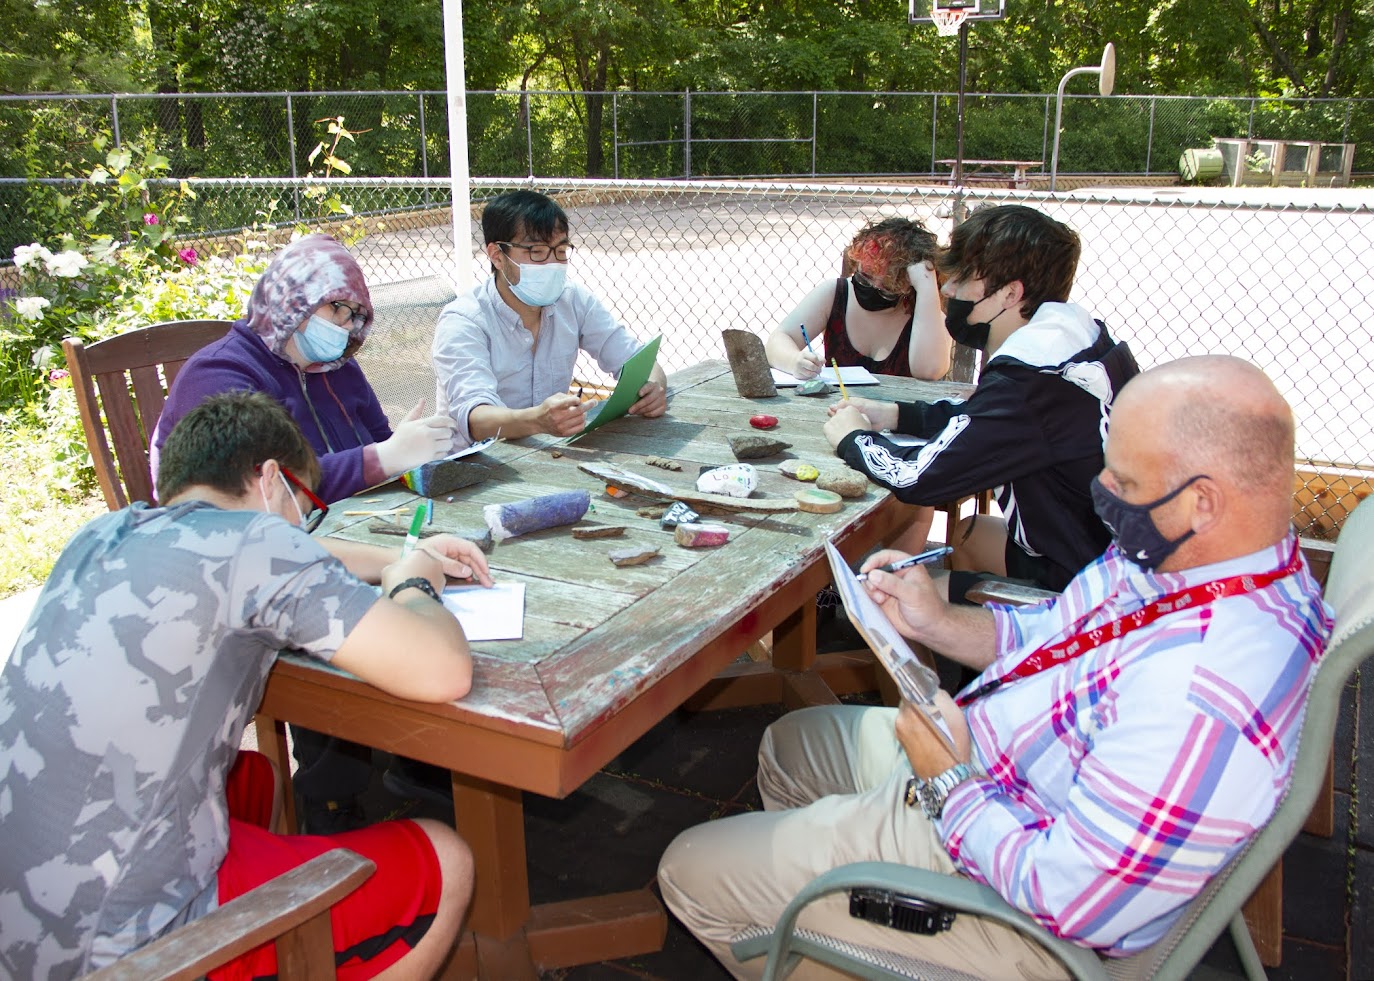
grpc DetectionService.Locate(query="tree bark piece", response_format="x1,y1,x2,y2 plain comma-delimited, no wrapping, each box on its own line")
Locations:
578,462,796,513
608,546,661,567
722,329,778,398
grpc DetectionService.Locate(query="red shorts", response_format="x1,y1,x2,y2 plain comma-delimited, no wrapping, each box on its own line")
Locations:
211,751,442,981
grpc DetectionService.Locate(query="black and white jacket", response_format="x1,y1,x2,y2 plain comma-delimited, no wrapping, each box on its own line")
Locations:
836,302,1140,590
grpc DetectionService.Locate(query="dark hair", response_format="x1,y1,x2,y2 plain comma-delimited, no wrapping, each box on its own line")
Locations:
481,190,570,271
937,205,1080,318
157,391,320,501
844,217,941,309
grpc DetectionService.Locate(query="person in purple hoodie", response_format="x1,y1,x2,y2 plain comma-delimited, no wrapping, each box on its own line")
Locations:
151,234,459,830
151,233,454,504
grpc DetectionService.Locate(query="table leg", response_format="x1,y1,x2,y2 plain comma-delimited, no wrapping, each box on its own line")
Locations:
251,713,296,834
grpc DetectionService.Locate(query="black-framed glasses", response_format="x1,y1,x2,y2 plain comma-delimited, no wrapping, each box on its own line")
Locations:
280,466,329,533
852,270,901,302
328,300,368,329
496,241,574,263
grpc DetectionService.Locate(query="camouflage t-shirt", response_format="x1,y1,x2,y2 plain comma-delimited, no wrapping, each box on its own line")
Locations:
0,501,380,979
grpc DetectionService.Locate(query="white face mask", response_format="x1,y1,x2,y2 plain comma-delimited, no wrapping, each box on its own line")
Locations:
260,472,305,528
504,260,568,307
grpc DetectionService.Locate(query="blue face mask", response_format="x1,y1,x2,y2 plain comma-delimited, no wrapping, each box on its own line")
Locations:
296,314,351,364
1091,474,1207,569
506,261,568,308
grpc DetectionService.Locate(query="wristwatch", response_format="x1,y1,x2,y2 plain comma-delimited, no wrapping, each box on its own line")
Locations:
388,577,441,603
904,763,975,819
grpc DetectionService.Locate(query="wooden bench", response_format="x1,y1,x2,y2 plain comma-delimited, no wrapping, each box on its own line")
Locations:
936,159,1043,189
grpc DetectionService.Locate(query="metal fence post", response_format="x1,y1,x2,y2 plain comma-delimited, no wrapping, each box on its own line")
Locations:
684,89,692,179
526,92,535,178
418,93,431,206
930,94,938,174
613,92,620,179
111,96,121,148
1041,95,1051,172
1145,96,1156,174
286,93,300,222
1247,98,1256,138
811,92,818,177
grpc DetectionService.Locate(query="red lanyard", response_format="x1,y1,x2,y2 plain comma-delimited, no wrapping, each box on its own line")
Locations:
956,544,1304,706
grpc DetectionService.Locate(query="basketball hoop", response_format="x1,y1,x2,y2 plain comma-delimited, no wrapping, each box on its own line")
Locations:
930,3,968,35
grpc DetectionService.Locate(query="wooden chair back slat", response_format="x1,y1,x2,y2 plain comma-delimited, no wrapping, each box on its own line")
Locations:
62,320,234,511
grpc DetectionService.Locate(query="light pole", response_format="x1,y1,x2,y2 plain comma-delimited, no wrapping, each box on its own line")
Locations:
1050,43,1116,192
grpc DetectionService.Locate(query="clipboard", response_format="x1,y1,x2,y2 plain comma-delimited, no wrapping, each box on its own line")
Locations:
569,336,662,440
823,541,956,753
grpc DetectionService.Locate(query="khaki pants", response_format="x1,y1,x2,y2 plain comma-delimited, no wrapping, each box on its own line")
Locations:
657,705,1070,980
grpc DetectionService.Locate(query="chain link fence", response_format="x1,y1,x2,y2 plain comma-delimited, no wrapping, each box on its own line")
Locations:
2,175,1371,537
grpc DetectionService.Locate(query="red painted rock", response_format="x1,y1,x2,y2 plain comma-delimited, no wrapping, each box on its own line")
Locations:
749,414,779,430
674,521,732,547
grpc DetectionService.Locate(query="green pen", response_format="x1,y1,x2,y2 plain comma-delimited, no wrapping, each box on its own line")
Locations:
402,502,427,556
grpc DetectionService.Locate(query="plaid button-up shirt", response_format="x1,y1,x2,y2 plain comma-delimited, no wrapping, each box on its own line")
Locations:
939,535,1332,952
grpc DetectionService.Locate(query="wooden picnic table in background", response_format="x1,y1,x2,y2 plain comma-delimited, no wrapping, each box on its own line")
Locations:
252,360,972,980
936,158,1044,188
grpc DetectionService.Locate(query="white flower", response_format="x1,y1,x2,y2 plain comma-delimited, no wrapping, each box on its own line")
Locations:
44,250,89,278
13,296,51,320
13,244,53,270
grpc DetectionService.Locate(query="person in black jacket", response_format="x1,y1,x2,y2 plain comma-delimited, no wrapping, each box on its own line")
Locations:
823,205,1140,597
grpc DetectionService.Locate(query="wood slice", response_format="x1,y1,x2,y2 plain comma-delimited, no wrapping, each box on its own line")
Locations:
794,488,844,513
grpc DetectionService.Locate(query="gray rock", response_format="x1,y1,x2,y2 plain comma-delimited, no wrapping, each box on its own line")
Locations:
729,434,792,460
816,469,870,498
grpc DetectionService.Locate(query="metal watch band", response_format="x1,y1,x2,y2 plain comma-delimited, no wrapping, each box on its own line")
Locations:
388,576,441,603
904,762,975,819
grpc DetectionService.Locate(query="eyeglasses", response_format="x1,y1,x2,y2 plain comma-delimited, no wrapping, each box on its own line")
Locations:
496,241,574,263
853,270,901,302
328,300,368,330
280,466,330,533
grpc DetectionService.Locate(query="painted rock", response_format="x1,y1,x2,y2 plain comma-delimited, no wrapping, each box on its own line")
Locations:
796,379,833,397
779,460,821,482
660,501,701,528
816,469,870,498
608,546,661,568
674,522,732,547
696,464,758,498
794,487,844,514
728,435,791,460
749,414,779,429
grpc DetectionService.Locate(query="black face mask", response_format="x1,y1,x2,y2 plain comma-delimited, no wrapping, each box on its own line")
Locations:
943,297,992,350
1090,474,1208,570
851,274,901,311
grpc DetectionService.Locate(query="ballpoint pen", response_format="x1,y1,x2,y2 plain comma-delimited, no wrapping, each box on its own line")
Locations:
855,545,953,582
798,322,814,353
402,502,427,555
426,497,435,526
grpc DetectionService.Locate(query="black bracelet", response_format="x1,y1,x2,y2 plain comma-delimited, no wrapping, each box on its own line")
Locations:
388,577,441,603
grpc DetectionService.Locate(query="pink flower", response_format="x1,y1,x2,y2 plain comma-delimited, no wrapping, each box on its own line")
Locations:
143,213,160,226
49,368,70,383
178,247,199,266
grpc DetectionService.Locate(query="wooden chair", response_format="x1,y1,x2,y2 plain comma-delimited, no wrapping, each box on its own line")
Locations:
82,849,374,981
62,319,234,510
730,510,1372,981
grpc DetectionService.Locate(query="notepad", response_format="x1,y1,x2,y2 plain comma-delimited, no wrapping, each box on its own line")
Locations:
771,365,880,387
571,336,663,440
441,582,525,641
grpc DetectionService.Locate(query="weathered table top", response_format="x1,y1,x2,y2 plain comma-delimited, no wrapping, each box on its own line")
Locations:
263,360,971,789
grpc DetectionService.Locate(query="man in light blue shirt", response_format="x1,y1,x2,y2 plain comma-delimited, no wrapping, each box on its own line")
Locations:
433,190,667,448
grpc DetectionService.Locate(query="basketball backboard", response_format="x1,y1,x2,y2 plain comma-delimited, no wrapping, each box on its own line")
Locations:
909,0,1006,25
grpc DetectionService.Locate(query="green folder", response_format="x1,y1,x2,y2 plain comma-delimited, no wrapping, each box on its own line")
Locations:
569,335,662,440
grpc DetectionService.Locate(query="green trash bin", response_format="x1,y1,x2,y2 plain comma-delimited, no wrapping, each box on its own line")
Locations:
1179,147,1224,182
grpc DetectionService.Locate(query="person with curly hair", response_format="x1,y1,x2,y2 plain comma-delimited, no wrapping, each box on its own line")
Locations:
766,217,950,381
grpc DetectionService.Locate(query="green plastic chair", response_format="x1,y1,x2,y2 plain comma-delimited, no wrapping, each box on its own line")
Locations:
731,498,1374,981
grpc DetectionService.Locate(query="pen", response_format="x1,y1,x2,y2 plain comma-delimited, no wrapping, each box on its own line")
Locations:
426,497,435,526
855,545,953,582
798,323,814,353
832,358,850,401
402,503,426,556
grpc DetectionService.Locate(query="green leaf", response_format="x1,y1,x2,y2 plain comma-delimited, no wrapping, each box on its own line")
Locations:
106,148,132,174
325,156,352,174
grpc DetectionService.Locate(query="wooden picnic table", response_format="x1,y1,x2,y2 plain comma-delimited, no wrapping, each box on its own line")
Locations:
936,158,1043,188
252,360,972,979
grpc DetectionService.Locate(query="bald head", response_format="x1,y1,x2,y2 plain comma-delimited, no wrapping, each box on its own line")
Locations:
1106,356,1295,567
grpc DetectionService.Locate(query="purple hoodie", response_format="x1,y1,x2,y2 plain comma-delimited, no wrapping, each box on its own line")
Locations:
151,236,392,503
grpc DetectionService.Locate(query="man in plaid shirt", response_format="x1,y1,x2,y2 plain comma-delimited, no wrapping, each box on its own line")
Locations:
659,355,1333,979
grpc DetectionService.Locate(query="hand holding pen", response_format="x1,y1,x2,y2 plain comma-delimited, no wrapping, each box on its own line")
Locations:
793,323,822,379
856,545,953,582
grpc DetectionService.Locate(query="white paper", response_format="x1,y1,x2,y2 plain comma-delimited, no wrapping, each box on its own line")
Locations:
441,582,525,641
440,436,498,462
771,365,880,387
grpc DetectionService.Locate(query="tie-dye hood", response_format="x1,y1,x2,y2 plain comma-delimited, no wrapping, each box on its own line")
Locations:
244,234,373,371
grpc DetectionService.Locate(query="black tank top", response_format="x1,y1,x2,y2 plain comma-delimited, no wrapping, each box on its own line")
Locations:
821,279,915,377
